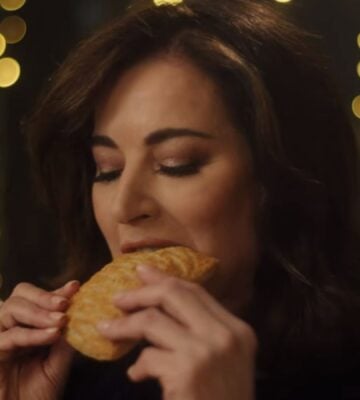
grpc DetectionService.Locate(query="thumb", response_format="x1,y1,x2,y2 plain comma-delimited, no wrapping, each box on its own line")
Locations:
44,338,75,386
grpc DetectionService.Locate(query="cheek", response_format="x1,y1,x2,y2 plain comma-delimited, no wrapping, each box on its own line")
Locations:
168,168,257,252
175,174,258,305
92,187,113,240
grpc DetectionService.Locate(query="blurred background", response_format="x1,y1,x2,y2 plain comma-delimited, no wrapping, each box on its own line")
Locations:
0,0,359,297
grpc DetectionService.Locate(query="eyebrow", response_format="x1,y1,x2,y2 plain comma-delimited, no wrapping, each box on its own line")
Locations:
91,128,214,148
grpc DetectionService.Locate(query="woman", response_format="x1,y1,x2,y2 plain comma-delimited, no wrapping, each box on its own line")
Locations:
0,0,359,398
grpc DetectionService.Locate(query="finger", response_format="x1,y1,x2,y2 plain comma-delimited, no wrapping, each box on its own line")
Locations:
53,280,80,298
127,346,172,383
135,264,243,328
0,326,61,355
0,296,67,331
97,307,190,351
114,271,228,336
136,264,172,283
11,282,69,312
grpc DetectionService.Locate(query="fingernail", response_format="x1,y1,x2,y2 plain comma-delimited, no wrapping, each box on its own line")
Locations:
136,264,153,273
52,296,68,307
50,312,65,321
46,327,59,334
65,280,80,289
97,321,111,331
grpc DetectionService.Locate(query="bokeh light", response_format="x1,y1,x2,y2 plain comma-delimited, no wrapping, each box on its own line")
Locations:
357,62,360,78
0,57,20,87
0,16,27,44
153,0,183,5
0,34,6,57
352,95,360,119
275,0,292,3
0,0,26,12
358,33,360,48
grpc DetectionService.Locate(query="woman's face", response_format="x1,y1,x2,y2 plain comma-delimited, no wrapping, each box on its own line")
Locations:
92,55,259,312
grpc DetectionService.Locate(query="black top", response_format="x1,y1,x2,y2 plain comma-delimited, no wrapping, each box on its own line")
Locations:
62,344,162,400
62,344,360,400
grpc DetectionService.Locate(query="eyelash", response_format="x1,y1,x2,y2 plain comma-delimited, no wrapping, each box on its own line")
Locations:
157,162,200,177
93,170,120,183
93,162,201,183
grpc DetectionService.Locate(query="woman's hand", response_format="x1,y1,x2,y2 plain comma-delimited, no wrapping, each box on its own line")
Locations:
97,265,257,400
0,280,80,400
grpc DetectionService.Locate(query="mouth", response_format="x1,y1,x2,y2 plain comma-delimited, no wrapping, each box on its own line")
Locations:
121,239,182,254
135,247,165,253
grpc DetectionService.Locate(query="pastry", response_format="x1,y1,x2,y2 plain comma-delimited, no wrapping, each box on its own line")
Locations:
64,246,218,361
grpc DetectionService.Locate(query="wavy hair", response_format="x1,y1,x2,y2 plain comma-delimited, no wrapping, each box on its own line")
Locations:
27,0,360,379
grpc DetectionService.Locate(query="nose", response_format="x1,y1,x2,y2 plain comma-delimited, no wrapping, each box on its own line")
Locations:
112,166,159,225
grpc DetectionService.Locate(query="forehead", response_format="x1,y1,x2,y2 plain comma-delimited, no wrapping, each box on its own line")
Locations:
94,54,236,138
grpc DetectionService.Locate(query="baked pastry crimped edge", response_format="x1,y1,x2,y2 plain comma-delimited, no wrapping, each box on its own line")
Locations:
64,246,218,361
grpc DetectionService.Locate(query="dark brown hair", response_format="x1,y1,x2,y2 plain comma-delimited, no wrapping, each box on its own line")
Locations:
27,0,360,380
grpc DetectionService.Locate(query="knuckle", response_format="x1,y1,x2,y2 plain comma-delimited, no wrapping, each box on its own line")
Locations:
183,280,202,293
138,347,155,369
211,327,238,354
218,322,258,356
11,282,29,296
37,290,52,304
160,276,195,299
162,277,182,293
1,296,23,316
0,297,9,313
190,341,212,367
156,277,183,301
238,324,258,354
143,307,160,324
212,324,258,355
40,309,53,323
10,326,23,343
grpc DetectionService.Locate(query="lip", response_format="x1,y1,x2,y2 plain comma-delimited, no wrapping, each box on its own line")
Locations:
121,239,182,254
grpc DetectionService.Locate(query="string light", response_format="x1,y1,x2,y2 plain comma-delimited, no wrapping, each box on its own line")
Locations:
0,57,20,87
0,16,27,44
0,1,25,88
353,35,360,119
0,0,26,12
352,95,360,119
0,34,6,57
153,0,183,5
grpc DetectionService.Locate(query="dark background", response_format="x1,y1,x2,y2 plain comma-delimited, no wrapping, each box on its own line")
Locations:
0,0,359,297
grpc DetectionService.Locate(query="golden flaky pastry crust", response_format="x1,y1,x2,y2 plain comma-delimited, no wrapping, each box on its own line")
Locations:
64,246,218,361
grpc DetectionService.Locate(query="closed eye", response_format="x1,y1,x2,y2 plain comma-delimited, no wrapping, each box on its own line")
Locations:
93,162,202,183
157,162,201,177
93,170,121,183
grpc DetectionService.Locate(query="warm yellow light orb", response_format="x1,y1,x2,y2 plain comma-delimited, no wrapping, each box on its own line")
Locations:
352,95,360,119
0,57,20,88
357,33,360,48
275,0,292,3
0,0,26,11
357,62,360,78
0,34,6,57
153,0,183,5
0,16,27,44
